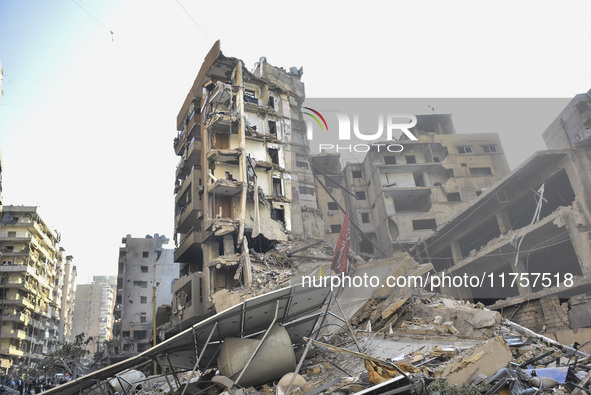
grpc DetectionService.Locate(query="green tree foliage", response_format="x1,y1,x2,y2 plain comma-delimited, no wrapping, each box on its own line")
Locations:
42,334,93,376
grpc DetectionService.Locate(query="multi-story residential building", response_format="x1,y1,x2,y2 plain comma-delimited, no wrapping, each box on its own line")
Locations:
71,276,116,355
311,153,348,245
0,206,76,373
342,114,510,257
543,89,591,149
112,235,177,358
170,41,323,330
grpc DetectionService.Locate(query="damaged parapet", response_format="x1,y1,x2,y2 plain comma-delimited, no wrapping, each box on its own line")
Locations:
171,41,324,331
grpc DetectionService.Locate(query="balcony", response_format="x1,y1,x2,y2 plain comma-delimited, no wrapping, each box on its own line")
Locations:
0,345,24,357
0,329,27,340
174,229,203,263
2,312,30,325
206,148,241,165
175,198,203,235
176,137,202,181
208,179,243,197
175,166,200,199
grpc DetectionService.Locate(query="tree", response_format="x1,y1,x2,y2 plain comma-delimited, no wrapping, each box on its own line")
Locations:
42,334,93,378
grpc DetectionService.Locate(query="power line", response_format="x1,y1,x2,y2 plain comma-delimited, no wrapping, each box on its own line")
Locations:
174,0,210,39
71,0,115,40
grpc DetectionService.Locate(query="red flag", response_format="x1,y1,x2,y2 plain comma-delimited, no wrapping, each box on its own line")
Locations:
331,210,350,274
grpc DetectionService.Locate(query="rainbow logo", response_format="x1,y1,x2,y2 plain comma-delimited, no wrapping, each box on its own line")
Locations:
303,107,329,131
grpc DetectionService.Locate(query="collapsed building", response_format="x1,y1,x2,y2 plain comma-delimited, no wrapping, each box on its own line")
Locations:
171,41,324,331
342,114,510,257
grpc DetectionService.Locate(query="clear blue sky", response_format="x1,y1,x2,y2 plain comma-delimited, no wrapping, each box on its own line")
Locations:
1,0,590,284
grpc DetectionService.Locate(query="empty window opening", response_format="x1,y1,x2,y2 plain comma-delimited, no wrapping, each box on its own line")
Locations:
457,146,473,154
476,190,483,196
482,145,498,153
447,192,461,202
384,156,397,165
134,281,148,288
413,173,425,187
330,224,342,233
141,266,148,273
361,213,370,223
122,331,130,338
299,186,315,195
244,89,258,105
268,121,277,137
142,251,149,258
352,170,363,179
140,296,147,304
140,313,147,323
273,178,283,196
215,267,240,290
393,194,431,213
268,96,275,109
271,207,285,225
412,219,437,231
268,148,279,165
458,216,501,257
405,155,417,164
328,202,339,210
123,344,133,351
134,330,147,340
7,231,15,237
360,233,377,255
433,156,440,163
355,191,366,200
470,167,493,176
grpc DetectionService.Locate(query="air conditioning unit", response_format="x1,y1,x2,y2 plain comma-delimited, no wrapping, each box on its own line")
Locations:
327,210,335,216
325,229,332,234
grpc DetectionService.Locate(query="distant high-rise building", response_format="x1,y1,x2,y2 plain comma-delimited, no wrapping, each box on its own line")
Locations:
112,235,177,359
0,206,76,373
71,276,116,354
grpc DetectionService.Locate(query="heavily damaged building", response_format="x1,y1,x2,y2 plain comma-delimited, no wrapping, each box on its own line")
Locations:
171,41,323,329
112,235,177,359
343,114,510,257
410,147,591,342
543,89,591,149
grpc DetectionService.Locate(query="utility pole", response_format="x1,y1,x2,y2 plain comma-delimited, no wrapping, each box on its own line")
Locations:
153,286,157,375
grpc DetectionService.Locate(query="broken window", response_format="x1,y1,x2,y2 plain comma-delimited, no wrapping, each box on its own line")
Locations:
412,219,437,231
133,330,147,340
271,207,285,225
298,186,315,195
447,192,461,201
361,213,370,223
355,191,366,200
330,224,341,233
244,89,258,105
140,296,147,304
352,170,363,179
327,202,339,210
123,344,133,351
268,96,275,109
140,266,148,273
413,173,425,187
268,121,277,137
469,167,493,176
268,148,279,165
384,156,397,165
142,251,149,258
457,146,473,154
133,281,148,288
273,177,283,196
482,144,498,153
405,155,417,164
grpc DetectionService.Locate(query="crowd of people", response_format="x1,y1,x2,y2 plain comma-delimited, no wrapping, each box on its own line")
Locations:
1,375,69,394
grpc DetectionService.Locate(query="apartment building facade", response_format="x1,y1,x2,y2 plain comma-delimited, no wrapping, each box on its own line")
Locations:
341,114,510,257
71,276,116,355
543,89,591,150
0,206,76,373
112,235,177,358
171,41,323,330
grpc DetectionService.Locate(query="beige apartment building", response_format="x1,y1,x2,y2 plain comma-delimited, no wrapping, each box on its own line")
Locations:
170,41,323,330
71,276,116,355
0,206,76,373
